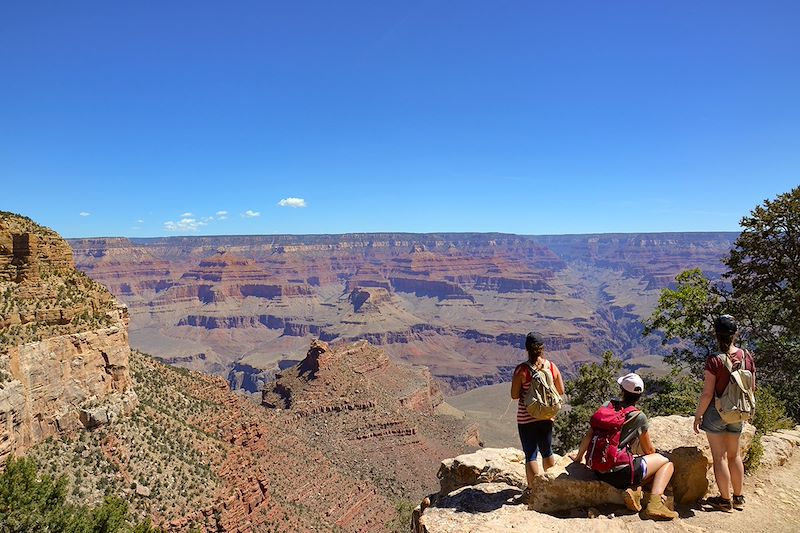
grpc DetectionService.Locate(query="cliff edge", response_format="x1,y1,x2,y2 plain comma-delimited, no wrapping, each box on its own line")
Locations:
0,211,136,465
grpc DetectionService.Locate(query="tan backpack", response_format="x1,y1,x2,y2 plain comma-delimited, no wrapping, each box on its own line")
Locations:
523,361,562,420
715,351,756,424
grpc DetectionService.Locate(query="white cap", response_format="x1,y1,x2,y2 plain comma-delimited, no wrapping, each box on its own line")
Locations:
617,373,644,394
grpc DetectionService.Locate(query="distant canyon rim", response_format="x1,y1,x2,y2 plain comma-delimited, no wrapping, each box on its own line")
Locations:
68,232,737,393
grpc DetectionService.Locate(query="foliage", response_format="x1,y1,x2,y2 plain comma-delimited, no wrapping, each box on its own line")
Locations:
639,369,703,418
642,269,723,377
743,436,763,472
751,387,795,436
725,186,800,419
644,186,800,420
389,499,416,533
0,457,158,533
744,387,796,472
554,351,621,454
554,404,595,454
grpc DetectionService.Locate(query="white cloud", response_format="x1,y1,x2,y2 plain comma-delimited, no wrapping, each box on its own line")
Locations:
163,217,208,232
136,219,144,223
79,212,91,217
180,212,193,217
242,210,261,218
278,197,307,208
216,210,228,220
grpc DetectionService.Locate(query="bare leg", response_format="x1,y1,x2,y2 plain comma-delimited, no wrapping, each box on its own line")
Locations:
724,433,744,496
706,432,731,499
542,455,557,471
640,453,673,496
526,461,541,486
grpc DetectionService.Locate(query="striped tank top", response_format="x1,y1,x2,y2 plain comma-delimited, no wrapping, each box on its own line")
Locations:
517,360,556,424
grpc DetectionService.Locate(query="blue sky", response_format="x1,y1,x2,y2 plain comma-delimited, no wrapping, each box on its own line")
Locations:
2,1,798,238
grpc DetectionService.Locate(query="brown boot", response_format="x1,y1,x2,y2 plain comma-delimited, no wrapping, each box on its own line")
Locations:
644,494,678,520
623,488,643,512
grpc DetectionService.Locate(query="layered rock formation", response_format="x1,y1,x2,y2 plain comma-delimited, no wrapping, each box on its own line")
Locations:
28,340,477,532
68,232,738,391
0,212,136,465
262,340,480,499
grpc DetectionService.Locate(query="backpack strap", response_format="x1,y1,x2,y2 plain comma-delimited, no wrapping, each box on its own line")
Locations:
719,353,748,392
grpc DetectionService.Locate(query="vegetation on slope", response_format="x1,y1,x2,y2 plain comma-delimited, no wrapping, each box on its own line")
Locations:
27,350,226,528
0,456,156,533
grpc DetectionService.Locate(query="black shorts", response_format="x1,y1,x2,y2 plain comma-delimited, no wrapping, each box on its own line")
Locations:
518,420,554,462
595,456,647,489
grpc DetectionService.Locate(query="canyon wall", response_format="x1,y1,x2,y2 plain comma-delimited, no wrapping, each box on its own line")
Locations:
0,212,136,465
68,232,738,391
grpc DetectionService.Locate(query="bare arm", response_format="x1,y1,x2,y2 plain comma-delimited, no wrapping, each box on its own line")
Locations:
694,370,716,434
639,430,656,455
571,428,593,462
552,362,566,396
510,365,524,400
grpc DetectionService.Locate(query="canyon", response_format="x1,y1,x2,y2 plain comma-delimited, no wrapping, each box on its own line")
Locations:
69,232,737,392
2,212,478,531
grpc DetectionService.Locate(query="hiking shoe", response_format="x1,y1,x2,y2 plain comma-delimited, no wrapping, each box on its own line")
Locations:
644,495,678,521
707,496,733,512
732,494,745,510
623,487,643,512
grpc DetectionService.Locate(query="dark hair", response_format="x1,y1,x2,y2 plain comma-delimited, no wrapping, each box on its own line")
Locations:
526,343,544,362
714,314,738,353
622,390,641,405
716,331,736,353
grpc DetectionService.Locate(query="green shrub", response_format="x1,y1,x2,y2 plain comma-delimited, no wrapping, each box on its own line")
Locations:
639,370,703,417
0,457,158,533
743,387,794,472
743,435,764,472
752,387,795,435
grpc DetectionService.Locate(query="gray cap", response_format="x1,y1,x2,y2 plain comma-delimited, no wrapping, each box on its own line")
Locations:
525,331,544,350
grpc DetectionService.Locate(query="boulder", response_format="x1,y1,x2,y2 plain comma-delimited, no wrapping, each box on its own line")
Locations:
79,406,110,429
435,447,664,514
639,415,756,503
760,426,800,468
437,447,527,494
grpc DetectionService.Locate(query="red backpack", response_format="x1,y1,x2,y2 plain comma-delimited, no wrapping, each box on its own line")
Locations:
586,401,639,478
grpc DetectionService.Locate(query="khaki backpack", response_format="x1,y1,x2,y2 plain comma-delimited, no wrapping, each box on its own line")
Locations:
715,351,756,424
523,361,562,420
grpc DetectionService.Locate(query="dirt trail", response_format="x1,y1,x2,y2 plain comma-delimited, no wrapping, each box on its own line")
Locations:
628,452,800,532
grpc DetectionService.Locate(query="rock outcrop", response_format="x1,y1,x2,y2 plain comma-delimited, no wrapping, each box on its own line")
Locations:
760,427,800,468
639,415,755,503
262,339,478,499
0,212,136,466
416,416,778,532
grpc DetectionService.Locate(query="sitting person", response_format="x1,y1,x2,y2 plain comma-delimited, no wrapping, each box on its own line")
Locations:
571,372,678,521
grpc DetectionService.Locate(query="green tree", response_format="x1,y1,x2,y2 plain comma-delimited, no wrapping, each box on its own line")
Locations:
0,457,80,533
0,457,159,533
725,186,800,418
554,351,622,453
644,186,800,420
639,369,703,418
643,268,723,377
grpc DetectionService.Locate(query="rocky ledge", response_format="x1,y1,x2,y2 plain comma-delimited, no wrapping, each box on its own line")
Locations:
413,417,800,532
0,212,137,465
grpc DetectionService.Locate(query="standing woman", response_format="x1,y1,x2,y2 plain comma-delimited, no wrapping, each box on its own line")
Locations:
510,331,566,488
693,315,756,511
